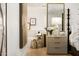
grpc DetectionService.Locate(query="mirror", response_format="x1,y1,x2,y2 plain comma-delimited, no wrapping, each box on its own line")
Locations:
0,3,7,56
47,3,65,32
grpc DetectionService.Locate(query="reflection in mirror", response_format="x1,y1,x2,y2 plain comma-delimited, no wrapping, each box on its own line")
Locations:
0,3,7,56
47,3,64,34
51,17,62,31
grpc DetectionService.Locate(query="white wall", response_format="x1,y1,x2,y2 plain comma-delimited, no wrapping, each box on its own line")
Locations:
65,3,79,50
65,3,79,34
27,4,47,32
7,3,19,56
7,3,27,56
62,3,79,37
27,4,47,48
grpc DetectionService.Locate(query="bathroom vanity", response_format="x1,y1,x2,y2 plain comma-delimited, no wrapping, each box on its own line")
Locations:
46,35,67,54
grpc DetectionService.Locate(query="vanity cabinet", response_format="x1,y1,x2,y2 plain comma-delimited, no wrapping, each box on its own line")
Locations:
46,36,67,54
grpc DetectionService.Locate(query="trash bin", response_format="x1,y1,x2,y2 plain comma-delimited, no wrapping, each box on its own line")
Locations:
31,39,37,49
37,39,42,48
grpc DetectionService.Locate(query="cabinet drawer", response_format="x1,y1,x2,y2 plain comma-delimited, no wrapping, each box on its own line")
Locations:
46,37,67,43
47,46,67,54
47,42,67,47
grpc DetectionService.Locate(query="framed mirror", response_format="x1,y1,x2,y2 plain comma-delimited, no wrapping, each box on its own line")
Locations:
47,3,65,32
